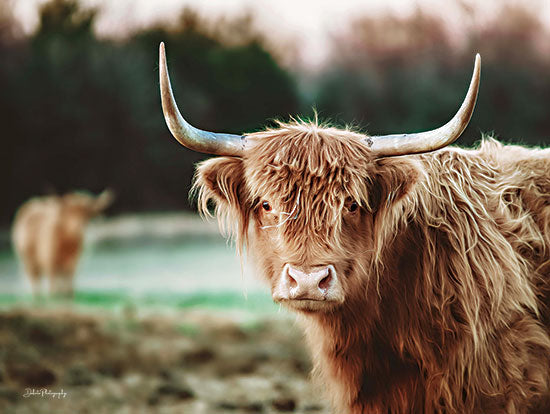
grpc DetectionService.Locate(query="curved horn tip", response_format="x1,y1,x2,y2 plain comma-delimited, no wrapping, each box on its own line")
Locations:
472,54,481,80
159,42,166,62
158,41,245,156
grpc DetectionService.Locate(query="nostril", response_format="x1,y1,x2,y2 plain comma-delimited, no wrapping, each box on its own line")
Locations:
318,274,332,292
287,274,298,289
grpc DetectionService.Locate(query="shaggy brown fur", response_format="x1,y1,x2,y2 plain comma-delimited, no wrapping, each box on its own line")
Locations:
193,120,550,413
12,190,113,296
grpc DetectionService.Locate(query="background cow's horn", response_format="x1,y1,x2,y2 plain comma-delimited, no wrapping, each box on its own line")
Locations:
159,42,245,156
368,54,481,157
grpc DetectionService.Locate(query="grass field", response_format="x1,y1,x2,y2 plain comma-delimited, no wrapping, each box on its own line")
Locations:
0,212,275,313
0,289,279,313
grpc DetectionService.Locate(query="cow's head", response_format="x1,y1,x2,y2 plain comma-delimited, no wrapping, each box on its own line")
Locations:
159,43,480,313
62,189,115,219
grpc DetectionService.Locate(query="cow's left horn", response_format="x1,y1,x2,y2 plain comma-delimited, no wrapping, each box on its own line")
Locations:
159,42,245,156
368,54,481,157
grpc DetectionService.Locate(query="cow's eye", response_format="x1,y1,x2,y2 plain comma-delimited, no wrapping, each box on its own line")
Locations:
262,201,272,212
349,201,359,212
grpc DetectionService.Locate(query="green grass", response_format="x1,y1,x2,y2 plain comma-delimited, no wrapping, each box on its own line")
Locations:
0,289,279,313
0,293,20,306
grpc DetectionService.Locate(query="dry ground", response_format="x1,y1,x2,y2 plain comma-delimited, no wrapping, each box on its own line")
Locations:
0,306,329,414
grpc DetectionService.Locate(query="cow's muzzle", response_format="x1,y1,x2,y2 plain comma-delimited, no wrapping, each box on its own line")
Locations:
272,264,345,310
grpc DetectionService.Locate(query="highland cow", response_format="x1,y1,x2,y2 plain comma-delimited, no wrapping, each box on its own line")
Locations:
159,42,550,413
12,190,113,297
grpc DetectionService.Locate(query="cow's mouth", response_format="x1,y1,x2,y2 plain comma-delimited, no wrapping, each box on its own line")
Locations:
275,297,343,313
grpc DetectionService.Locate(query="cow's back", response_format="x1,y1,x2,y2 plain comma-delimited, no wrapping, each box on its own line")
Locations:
493,143,550,225
479,140,550,327
12,197,61,275
482,141,550,256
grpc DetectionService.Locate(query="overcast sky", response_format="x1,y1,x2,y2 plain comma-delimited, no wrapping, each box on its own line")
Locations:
12,0,550,68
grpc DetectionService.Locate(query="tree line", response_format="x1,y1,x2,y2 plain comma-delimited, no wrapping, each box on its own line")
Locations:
1,0,549,225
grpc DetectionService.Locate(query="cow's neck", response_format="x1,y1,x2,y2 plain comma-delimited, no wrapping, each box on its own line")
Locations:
301,225,424,412
302,298,422,412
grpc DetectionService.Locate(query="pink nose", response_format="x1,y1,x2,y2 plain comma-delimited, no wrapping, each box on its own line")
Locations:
274,264,341,302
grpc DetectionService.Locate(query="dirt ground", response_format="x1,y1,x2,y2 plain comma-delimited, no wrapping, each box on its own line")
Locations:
0,306,330,414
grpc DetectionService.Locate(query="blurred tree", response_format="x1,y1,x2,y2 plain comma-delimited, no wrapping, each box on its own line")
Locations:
315,12,469,136
2,0,550,227
0,0,20,44
465,4,550,145
0,0,299,225
315,6,550,147
0,0,25,222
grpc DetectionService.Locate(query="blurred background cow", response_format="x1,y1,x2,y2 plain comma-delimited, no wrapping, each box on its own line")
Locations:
1,0,550,413
12,190,113,297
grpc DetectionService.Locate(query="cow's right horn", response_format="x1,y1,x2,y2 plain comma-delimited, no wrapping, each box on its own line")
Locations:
368,54,481,157
159,42,245,156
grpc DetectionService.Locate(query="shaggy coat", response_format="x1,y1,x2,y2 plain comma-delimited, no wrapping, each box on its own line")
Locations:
12,191,112,296
194,121,550,413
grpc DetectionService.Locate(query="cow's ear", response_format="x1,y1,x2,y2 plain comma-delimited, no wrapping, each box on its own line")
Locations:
194,156,248,215
369,157,420,211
